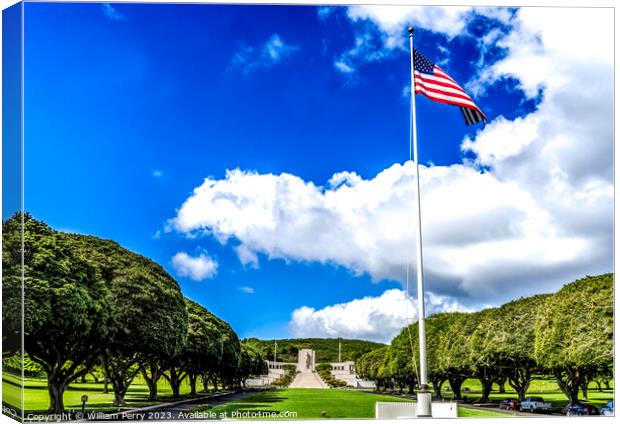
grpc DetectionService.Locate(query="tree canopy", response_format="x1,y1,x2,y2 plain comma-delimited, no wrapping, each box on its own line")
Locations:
2,213,262,413
356,274,613,404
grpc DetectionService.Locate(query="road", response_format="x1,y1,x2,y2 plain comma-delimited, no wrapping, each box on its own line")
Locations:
102,390,261,421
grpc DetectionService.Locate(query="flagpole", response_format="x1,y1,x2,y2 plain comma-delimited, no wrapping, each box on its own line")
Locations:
408,26,432,418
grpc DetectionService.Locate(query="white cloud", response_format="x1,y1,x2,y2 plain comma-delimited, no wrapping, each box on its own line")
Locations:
235,244,259,268
231,34,298,73
102,3,125,21
170,7,612,312
239,286,255,294
329,6,518,76
171,251,218,281
346,5,473,40
289,289,467,343
152,170,163,178
168,159,611,306
331,5,497,74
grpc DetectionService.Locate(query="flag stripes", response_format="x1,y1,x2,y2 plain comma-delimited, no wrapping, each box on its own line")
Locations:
413,49,486,126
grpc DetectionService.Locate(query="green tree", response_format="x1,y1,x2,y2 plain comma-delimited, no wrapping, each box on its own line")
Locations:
472,295,549,402
5,214,111,413
356,346,389,390
2,213,23,357
237,342,268,388
534,274,613,404
64,232,188,406
434,312,474,400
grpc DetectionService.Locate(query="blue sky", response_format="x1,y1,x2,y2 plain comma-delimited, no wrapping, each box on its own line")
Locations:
15,3,613,342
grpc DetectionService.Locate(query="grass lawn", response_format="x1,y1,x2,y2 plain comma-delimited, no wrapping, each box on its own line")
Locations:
195,388,403,419
457,407,513,417
3,372,613,418
455,378,614,410
194,388,512,419
2,372,214,413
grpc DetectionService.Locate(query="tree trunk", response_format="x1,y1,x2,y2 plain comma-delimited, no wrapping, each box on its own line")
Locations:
507,366,532,402
200,373,210,393
580,381,588,400
475,368,496,403
448,375,466,400
164,368,186,399
496,375,507,393
108,371,132,407
553,368,583,405
431,378,445,399
102,354,139,408
113,385,129,407
47,379,67,414
479,379,494,403
103,377,109,394
603,379,610,390
141,361,163,401
45,364,90,414
189,373,198,396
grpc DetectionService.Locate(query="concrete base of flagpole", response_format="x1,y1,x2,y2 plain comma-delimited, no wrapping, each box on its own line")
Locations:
416,389,432,417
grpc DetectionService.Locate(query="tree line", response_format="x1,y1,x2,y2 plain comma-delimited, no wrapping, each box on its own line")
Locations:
244,338,384,363
355,273,613,405
2,213,267,413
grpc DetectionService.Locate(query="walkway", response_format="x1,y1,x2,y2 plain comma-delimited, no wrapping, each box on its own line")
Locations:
288,371,328,389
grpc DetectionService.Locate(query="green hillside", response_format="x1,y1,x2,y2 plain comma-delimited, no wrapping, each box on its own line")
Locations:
243,338,385,363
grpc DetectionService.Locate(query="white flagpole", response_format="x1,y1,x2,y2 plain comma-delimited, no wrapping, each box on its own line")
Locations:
408,26,432,418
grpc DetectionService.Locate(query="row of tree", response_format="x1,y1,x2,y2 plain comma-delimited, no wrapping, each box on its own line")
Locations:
355,274,613,405
2,213,267,413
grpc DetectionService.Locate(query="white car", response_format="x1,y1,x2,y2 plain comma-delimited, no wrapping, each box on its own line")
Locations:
519,397,552,413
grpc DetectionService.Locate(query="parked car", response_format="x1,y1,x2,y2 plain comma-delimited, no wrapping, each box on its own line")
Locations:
601,400,614,416
563,402,600,416
520,397,552,413
498,399,519,411
564,403,586,416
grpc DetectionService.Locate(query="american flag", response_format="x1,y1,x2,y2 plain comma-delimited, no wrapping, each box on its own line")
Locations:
413,49,486,126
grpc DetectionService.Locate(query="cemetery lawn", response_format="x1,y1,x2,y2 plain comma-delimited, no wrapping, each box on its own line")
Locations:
2,372,215,413
195,388,405,419
457,407,513,417
195,388,510,419
456,378,614,410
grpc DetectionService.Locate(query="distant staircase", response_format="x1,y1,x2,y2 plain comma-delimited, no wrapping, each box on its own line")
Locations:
289,371,328,389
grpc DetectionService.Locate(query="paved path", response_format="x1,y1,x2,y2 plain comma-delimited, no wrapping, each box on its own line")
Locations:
103,390,261,420
288,372,328,389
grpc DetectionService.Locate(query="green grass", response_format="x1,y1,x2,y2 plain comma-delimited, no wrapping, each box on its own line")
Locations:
195,388,515,419
454,378,614,409
3,372,614,418
194,388,406,419
457,407,513,417
2,372,213,413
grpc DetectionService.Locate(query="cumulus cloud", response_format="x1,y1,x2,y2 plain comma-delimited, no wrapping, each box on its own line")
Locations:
171,251,218,281
231,34,298,74
289,289,468,343
168,7,612,324
239,286,255,294
168,158,611,306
